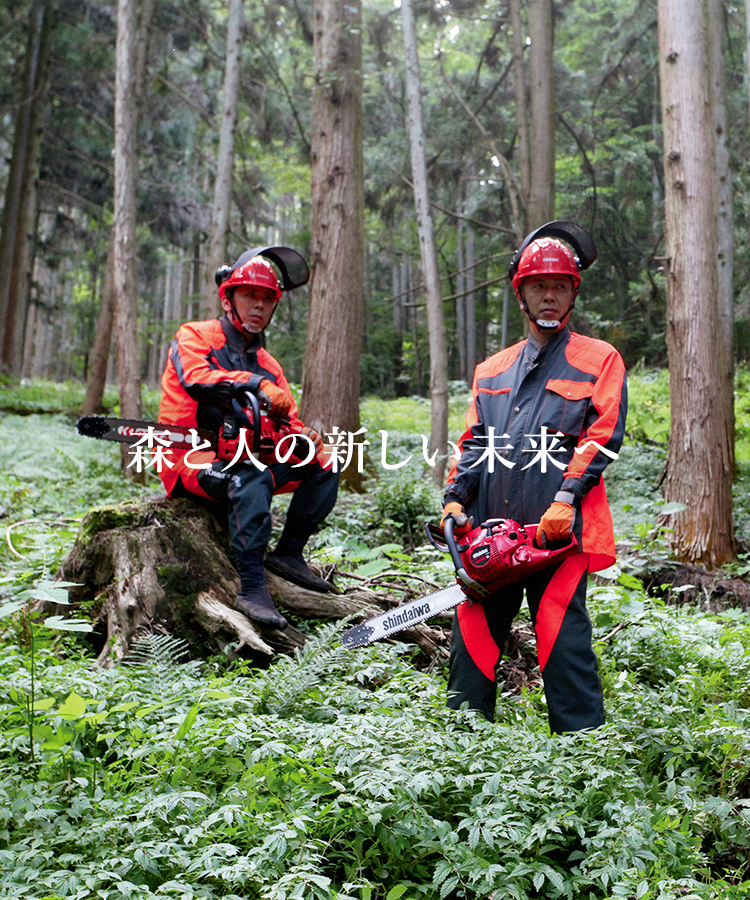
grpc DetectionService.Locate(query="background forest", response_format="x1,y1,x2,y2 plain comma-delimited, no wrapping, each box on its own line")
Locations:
4,0,748,393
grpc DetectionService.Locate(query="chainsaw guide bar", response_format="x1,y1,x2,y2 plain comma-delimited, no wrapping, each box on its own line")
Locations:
341,517,578,650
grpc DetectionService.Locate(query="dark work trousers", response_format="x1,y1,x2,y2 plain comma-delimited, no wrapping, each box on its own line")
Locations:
446,553,604,733
195,458,340,557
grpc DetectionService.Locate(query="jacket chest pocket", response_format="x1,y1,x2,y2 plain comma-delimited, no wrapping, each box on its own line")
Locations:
541,378,594,437
476,386,514,431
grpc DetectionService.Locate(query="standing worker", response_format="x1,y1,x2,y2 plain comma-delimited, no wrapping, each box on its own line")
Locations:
442,222,627,733
158,246,340,631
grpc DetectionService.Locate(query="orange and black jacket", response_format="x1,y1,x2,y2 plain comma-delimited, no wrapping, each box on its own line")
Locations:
158,315,302,493
446,327,627,572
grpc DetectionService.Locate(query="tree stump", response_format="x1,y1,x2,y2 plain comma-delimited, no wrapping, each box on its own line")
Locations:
55,496,449,666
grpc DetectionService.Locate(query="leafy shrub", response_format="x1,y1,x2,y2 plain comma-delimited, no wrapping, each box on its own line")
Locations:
375,477,442,547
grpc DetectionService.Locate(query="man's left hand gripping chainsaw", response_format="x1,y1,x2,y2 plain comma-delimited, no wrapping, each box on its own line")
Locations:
340,517,578,649
76,391,318,467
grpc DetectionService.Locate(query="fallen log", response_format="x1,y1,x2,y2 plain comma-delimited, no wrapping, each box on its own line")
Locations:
54,495,449,665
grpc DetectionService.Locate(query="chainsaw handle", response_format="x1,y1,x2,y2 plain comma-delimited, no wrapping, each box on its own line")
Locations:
238,390,262,455
443,516,488,598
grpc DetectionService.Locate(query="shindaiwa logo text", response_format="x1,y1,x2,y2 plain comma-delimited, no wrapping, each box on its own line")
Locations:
383,602,431,633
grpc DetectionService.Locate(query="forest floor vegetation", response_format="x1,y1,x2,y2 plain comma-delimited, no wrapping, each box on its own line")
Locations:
1,375,750,899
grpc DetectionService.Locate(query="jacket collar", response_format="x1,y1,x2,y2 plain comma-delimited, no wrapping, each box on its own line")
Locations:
220,315,263,356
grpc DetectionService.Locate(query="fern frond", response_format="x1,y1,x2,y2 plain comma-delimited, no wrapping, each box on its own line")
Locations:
254,619,352,716
122,632,190,669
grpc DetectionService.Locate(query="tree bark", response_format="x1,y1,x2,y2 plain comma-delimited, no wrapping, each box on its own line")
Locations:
54,497,448,665
658,0,735,567
301,0,366,487
527,0,555,228
203,0,244,318
400,0,449,481
82,0,155,415
706,0,734,465
510,0,530,234
0,0,56,377
114,0,143,481
82,235,116,415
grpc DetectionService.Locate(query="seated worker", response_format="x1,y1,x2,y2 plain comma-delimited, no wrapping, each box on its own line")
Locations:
158,246,339,630
441,221,627,733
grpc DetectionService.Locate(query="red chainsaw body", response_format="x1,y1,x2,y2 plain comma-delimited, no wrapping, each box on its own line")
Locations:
427,518,578,603
217,412,313,467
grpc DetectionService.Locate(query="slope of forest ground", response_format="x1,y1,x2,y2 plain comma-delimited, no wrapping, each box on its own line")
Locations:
1,374,750,899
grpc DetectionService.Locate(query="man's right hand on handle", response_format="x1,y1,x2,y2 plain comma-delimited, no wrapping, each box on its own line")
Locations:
256,379,292,418
440,500,473,538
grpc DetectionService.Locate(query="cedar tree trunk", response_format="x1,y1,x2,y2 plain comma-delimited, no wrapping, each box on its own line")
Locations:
301,0,366,486
658,0,735,567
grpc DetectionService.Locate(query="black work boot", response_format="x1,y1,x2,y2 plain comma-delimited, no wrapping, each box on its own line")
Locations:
233,549,288,629
265,551,336,593
265,523,337,594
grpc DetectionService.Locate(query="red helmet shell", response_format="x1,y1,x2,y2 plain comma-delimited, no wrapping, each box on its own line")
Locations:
218,256,282,303
512,237,581,293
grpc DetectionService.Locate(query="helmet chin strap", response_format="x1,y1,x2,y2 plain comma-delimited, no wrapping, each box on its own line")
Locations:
520,290,577,333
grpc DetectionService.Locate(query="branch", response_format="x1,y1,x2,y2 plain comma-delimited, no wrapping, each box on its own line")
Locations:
436,51,523,241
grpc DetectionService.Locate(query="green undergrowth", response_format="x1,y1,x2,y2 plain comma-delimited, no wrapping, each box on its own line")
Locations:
2,376,750,897
1,594,750,899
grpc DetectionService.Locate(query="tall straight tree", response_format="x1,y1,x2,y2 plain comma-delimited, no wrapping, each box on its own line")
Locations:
400,0,448,481
114,0,144,477
527,0,555,228
83,0,155,416
0,0,56,376
510,0,530,234
658,0,734,566
301,0,365,485
203,0,244,317
706,0,734,459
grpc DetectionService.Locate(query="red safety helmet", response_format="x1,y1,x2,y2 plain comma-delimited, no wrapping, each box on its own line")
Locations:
218,256,282,304
511,237,581,294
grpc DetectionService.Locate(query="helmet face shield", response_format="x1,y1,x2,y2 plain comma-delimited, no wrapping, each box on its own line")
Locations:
507,221,595,335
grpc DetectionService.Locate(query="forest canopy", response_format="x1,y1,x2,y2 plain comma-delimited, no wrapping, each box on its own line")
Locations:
3,0,748,394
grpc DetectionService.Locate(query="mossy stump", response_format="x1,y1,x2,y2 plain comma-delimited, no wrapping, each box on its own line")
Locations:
56,496,448,666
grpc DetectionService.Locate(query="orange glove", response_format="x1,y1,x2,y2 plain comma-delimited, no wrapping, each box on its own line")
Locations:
440,501,472,537
257,379,292,418
300,425,324,455
538,501,576,547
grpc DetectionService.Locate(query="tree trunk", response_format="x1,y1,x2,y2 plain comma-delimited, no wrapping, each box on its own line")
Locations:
114,0,143,481
400,0,449,481
658,0,735,567
203,0,244,318
465,219,477,378
527,0,555,228
0,0,56,377
82,234,116,416
510,0,530,234
54,497,448,665
706,0,734,465
81,0,155,415
301,0,366,487
456,209,467,381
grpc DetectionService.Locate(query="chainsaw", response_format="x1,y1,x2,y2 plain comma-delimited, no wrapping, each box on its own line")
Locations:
340,517,578,649
77,391,314,467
